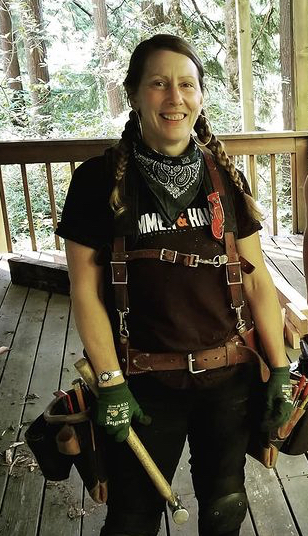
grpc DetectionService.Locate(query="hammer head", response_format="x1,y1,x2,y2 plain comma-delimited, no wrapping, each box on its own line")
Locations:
168,493,189,524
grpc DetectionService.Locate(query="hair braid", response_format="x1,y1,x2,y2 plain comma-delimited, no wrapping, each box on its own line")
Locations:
109,113,137,216
195,113,263,221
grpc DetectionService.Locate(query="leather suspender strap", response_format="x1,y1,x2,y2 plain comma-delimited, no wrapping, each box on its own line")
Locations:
203,154,225,195
225,231,246,332
203,155,248,322
203,154,225,241
111,236,128,312
113,248,228,269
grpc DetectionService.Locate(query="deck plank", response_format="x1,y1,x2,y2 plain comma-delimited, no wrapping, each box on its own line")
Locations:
0,257,11,306
38,310,84,536
245,456,299,535
0,284,28,379
0,237,307,535
0,293,71,536
0,289,49,508
0,288,50,536
276,453,308,536
262,237,306,297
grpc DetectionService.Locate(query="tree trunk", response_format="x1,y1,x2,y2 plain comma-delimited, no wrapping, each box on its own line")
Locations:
279,0,295,129
22,0,50,130
167,0,185,31
92,0,123,118
141,1,164,26
0,0,26,125
224,0,239,99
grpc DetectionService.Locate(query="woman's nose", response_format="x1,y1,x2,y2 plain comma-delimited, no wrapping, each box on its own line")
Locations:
166,85,183,106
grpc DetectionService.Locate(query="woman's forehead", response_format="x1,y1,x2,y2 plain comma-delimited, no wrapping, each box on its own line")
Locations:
142,49,200,78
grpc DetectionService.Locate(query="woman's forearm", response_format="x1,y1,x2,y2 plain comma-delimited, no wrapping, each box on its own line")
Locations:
65,239,121,379
236,233,288,369
243,270,288,369
71,286,120,376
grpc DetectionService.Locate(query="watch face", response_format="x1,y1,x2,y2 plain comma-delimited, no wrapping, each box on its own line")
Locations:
100,371,111,382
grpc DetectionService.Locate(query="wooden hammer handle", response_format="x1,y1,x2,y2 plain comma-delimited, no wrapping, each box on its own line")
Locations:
74,357,175,504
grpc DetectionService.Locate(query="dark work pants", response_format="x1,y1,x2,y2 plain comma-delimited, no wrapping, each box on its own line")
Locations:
101,363,261,536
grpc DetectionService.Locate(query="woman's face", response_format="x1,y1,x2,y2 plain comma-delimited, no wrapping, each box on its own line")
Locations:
131,49,203,156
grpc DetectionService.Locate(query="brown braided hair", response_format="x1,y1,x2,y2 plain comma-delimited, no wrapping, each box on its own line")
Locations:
194,112,263,221
110,34,262,221
109,111,136,216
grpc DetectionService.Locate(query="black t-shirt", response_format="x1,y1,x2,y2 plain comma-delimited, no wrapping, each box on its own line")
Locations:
56,148,261,387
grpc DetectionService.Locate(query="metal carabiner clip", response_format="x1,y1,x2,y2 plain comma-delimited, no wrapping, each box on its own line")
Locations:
118,308,130,338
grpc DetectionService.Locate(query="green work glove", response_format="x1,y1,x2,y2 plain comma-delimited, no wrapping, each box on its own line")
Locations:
95,381,151,442
260,366,293,434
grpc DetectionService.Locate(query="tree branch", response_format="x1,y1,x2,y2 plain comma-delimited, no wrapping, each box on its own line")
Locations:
189,0,225,49
72,0,92,18
107,0,128,15
252,1,274,50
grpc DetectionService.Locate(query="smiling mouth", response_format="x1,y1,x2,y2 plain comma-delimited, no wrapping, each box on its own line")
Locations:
160,113,187,121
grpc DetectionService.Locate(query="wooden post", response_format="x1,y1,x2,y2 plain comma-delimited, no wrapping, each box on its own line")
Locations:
235,0,255,131
0,166,8,252
0,205,8,252
280,0,295,130
292,0,308,131
294,137,308,232
291,0,308,231
235,0,256,185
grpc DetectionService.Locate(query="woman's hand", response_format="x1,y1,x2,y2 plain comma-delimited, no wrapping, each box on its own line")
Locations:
95,381,151,442
260,366,293,434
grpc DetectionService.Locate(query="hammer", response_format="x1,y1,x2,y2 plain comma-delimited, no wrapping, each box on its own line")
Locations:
74,357,189,525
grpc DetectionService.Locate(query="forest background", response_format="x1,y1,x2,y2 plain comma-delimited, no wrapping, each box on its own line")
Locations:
0,0,295,249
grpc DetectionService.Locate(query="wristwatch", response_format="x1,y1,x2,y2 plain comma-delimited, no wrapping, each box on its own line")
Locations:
98,370,123,384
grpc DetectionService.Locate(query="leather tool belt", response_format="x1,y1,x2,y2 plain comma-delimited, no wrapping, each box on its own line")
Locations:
121,336,268,380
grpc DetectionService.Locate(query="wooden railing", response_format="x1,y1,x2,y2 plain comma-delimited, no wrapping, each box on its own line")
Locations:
0,132,307,253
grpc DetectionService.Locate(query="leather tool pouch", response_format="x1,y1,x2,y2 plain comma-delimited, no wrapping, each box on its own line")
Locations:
278,405,308,456
247,374,308,468
25,387,108,501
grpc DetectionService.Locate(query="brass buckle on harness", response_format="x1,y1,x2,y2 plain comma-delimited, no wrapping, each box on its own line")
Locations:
188,353,206,374
111,261,128,284
226,261,242,285
160,248,177,263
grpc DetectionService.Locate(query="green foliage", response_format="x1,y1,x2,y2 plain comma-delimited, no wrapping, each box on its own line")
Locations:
0,0,293,250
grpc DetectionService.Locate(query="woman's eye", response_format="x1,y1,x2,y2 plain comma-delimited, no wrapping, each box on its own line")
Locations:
153,80,165,87
182,82,194,88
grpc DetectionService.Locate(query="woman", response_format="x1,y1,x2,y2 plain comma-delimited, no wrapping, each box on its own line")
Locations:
56,34,292,536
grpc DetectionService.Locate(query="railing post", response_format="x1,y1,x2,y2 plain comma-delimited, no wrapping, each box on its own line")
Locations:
0,205,8,252
294,137,308,233
0,166,9,252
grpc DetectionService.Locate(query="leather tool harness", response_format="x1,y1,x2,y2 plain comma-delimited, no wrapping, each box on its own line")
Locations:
110,153,269,381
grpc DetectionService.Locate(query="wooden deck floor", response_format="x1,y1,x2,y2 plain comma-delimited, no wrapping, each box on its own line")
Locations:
0,235,308,536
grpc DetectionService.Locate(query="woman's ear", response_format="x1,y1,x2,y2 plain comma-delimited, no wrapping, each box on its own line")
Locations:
129,94,138,110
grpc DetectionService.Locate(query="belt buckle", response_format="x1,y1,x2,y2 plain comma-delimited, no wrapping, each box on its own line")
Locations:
188,353,206,374
160,248,177,263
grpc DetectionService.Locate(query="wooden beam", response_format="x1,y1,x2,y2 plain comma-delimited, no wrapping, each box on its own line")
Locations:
266,261,308,315
285,317,300,349
285,302,308,337
8,256,70,295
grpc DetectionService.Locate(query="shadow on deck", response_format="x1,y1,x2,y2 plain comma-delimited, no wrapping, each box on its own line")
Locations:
0,235,307,536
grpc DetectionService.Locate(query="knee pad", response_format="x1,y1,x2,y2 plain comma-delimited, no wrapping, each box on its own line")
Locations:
199,492,248,535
